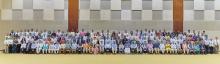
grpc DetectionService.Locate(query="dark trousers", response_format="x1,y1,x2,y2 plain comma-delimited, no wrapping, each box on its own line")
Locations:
8,44,13,53
21,48,26,53
142,48,148,53
31,49,36,54
77,47,83,54
205,45,209,54
119,49,124,53
12,44,17,53
131,48,137,53
105,48,112,53
26,48,32,53
16,44,21,53
209,47,214,54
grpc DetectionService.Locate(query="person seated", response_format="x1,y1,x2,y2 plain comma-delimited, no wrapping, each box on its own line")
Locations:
54,43,60,54
160,43,165,54
137,42,142,54
26,41,32,54
118,43,125,54
153,39,160,54
92,37,98,46
21,42,27,53
12,43,17,53
209,39,215,54
142,41,148,53
165,42,171,54
111,39,118,54
171,43,177,54
82,42,89,54
147,42,153,54
194,43,201,54
92,44,99,54
59,43,66,54
31,42,37,54
48,43,55,54
42,42,49,54
124,43,131,54
36,40,43,54
70,43,77,53
76,43,83,54
99,38,105,54
59,36,66,54
200,42,206,54
104,38,112,53
176,43,182,54
130,40,137,54
182,42,189,54
188,42,195,54
65,43,72,53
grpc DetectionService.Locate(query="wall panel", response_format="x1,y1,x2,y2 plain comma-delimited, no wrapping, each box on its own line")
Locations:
12,0,23,9
152,0,163,10
111,0,121,10
132,0,142,10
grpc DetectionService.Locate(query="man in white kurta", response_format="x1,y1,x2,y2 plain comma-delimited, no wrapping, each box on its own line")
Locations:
4,36,13,53
214,37,220,53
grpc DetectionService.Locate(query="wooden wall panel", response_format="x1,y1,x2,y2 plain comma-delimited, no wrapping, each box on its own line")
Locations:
68,0,79,32
173,0,183,32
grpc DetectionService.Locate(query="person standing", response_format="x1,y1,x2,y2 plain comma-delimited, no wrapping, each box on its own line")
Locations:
204,35,209,54
214,37,220,54
4,35,13,53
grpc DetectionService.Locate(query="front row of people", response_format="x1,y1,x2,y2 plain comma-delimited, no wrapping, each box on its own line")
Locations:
4,41,218,54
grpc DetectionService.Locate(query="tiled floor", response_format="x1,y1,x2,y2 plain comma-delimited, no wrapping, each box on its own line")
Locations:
0,52,220,64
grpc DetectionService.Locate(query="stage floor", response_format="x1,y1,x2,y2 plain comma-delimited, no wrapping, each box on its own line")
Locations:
0,52,220,64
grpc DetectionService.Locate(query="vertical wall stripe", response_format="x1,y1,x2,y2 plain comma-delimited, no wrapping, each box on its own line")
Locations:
173,0,183,32
68,0,79,32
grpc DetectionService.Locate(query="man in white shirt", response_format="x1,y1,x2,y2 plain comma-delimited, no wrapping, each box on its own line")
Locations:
171,43,177,54
4,35,13,53
160,43,165,54
187,29,193,36
36,40,43,54
99,38,105,53
21,42,27,53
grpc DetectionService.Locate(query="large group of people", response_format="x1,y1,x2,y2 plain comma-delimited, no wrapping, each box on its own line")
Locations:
3,29,220,54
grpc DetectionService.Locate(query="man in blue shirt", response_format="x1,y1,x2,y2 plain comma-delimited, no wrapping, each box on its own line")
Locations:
124,41,131,54
105,38,112,53
70,43,77,53
111,39,118,54
31,42,37,54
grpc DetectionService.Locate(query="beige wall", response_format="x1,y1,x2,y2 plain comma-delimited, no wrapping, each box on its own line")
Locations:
79,21,173,32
